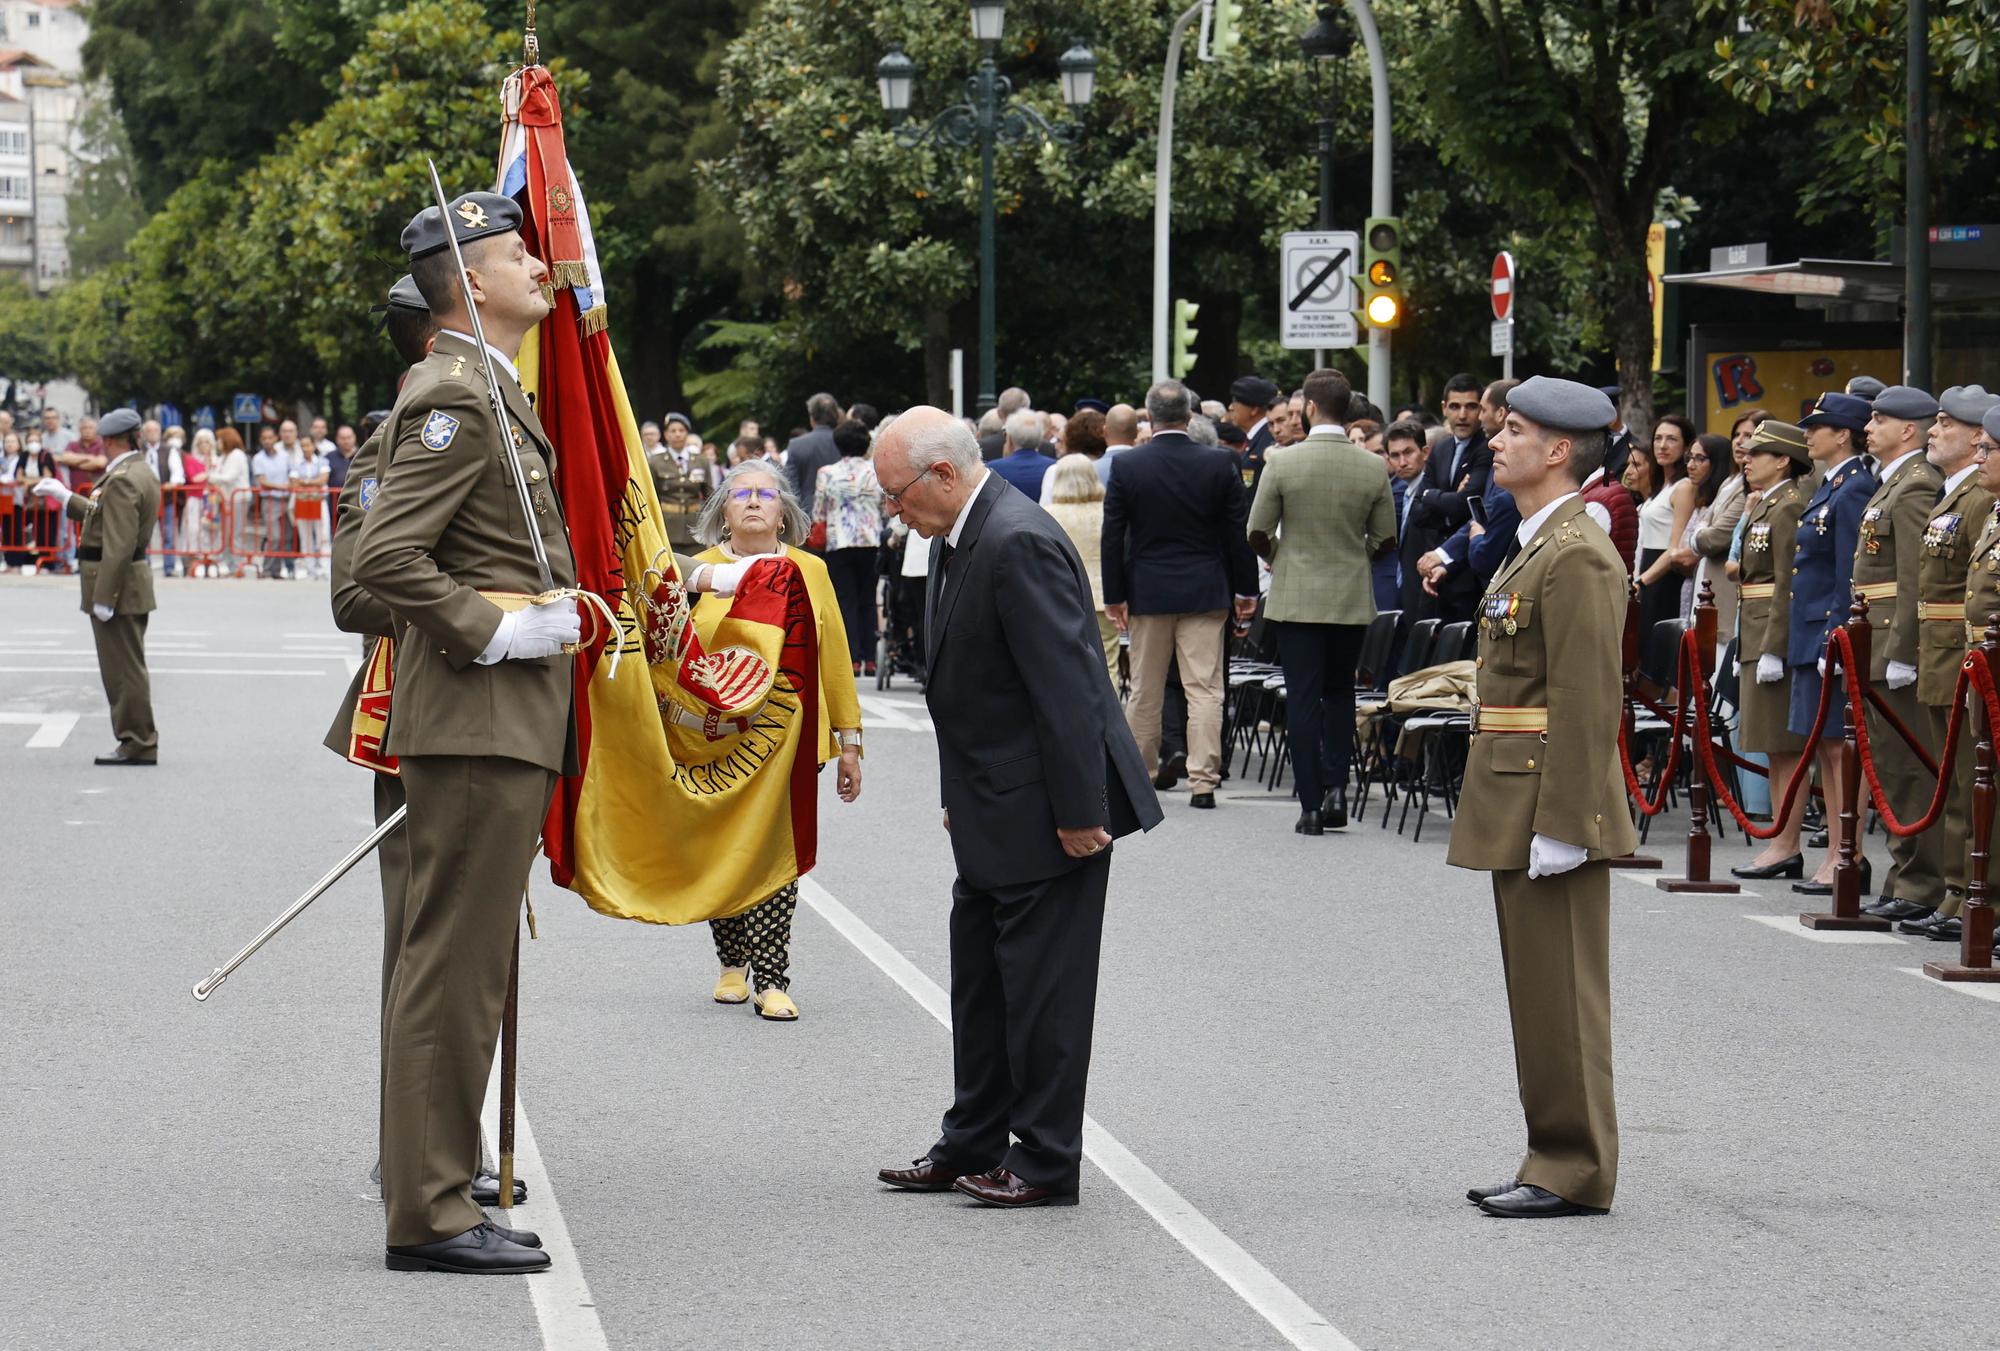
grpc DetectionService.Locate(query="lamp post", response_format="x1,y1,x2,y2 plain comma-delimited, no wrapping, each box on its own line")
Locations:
878,4,1096,413
1298,5,1351,368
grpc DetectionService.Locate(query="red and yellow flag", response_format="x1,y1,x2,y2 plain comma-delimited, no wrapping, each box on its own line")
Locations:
497,65,819,923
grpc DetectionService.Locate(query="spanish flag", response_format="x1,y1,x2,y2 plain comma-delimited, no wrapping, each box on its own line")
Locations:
496,64,819,924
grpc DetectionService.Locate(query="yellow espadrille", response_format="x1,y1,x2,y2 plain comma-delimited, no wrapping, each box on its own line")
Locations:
753,987,798,1021
712,966,751,1004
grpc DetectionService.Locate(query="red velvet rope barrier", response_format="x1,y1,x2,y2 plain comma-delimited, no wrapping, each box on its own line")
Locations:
1617,641,1696,817
1689,631,1837,840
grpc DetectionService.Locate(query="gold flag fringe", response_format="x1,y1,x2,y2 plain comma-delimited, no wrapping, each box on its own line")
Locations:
548,260,591,289
579,303,609,335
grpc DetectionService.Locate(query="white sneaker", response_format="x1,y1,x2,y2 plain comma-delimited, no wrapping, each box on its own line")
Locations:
23,564,37,576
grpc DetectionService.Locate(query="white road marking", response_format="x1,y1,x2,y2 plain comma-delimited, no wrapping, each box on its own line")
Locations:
0,648,348,660
1899,967,2000,1002
797,876,1359,1351
0,711,79,747
481,1063,609,1351
1742,914,1905,944
855,695,934,732
0,666,326,676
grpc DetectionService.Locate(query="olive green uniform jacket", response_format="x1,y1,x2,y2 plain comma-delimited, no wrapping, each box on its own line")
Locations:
65,452,160,615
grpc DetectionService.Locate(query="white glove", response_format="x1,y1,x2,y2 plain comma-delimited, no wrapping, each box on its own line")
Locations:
91,603,113,623
1528,833,1590,880
1756,653,1783,684
1885,660,1917,690
706,556,775,598
476,596,580,664
1817,655,1827,678
32,478,72,506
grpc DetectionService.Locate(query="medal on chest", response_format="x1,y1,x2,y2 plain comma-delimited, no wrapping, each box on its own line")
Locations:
1747,521,1772,552
1860,506,1884,554
1925,513,1962,550
1481,591,1522,636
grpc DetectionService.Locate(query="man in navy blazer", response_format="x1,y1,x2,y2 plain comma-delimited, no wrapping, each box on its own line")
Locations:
1102,379,1259,807
872,407,1161,1209
988,408,1059,499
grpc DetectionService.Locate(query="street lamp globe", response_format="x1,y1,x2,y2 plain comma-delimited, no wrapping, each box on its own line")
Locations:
969,0,1006,43
876,43,915,119
1058,41,1098,111
1298,5,1350,64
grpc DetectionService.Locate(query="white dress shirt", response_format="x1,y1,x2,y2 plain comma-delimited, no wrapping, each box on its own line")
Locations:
944,469,992,546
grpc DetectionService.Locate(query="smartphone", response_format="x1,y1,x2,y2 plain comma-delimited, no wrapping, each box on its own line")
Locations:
1467,494,1488,528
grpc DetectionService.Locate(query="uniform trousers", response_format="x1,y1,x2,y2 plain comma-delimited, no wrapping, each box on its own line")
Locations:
1925,703,1973,916
381,754,554,1246
1126,611,1225,792
1274,620,1367,808
1866,684,1944,908
91,612,157,759
930,851,1109,1191
1492,861,1618,1210
374,769,410,1174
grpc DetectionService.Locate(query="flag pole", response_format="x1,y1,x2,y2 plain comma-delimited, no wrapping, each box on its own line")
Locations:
523,1,539,67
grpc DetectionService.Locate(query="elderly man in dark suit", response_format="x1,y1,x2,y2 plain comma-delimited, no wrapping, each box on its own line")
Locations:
782,391,843,510
872,407,1162,1209
1103,379,1259,808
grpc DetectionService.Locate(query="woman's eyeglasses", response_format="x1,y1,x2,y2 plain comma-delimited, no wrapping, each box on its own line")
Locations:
729,486,780,503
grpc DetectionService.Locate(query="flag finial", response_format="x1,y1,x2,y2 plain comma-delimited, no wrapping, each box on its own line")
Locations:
523,1,540,67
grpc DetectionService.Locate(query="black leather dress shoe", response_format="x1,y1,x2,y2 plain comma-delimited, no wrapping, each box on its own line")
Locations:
1321,789,1348,829
1808,829,1829,849
1731,853,1803,879
1871,899,1933,922
1295,810,1323,836
952,1168,1078,1208
1927,915,1964,942
1465,1178,1519,1204
93,750,156,766
878,1157,969,1192
1798,859,1872,898
1189,792,1216,809
486,1217,543,1249
1477,1183,1607,1219
1898,910,1951,936
385,1223,550,1273
472,1172,527,1206
1153,752,1186,790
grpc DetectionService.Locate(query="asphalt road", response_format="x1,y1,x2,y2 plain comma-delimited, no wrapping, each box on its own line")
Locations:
4,575,1996,1351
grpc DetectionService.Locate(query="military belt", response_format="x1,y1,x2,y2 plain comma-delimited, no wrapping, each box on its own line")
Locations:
76,545,147,563
1854,581,1899,601
1918,601,1966,622
1739,582,1777,600
1474,705,1549,734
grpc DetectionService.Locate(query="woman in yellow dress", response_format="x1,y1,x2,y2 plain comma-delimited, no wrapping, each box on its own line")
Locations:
686,460,864,1020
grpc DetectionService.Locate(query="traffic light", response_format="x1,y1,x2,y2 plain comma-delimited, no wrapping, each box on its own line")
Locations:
1362,215,1403,329
1172,298,1200,378
1210,0,1243,57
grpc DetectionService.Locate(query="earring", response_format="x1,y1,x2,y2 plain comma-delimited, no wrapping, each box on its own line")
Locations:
721,524,732,540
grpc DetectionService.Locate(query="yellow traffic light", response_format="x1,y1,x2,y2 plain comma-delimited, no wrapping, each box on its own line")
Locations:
1366,293,1401,326
1367,259,1396,287
1362,215,1403,330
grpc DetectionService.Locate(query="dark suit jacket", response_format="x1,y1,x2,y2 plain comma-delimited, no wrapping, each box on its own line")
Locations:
1240,421,1275,491
1395,471,1445,620
1411,430,1490,534
1101,430,1257,615
1439,473,1520,588
926,474,1162,889
1603,430,1636,487
990,447,1058,499
784,425,839,505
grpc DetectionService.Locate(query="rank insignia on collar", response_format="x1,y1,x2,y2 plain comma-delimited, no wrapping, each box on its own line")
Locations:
358,476,378,511
449,355,465,379
455,200,490,229
420,409,461,451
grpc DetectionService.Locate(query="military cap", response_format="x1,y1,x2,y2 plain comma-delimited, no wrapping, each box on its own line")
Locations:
386,273,427,313
1938,384,1998,425
1504,375,1617,432
1799,391,1871,431
1074,397,1109,415
1596,384,1622,403
1846,375,1888,400
1745,418,1810,466
664,411,692,430
401,191,523,261
98,408,143,440
1871,384,1939,423
1984,405,2000,443
1229,375,1280,408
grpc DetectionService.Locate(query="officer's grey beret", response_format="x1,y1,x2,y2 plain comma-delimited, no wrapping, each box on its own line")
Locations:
1872,384,1939,422
1939,384,1998,425
386,273,428,313
401,191,524,262
1982,405,2000,442
1504,375,1617,432
97,408,142,439
1846,375,1888,400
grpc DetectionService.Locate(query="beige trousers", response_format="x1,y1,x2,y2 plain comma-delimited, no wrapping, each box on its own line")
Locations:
1868,684,1944,909
1126,610,1226,792
1095,611,1121,691
1926,703,1973,916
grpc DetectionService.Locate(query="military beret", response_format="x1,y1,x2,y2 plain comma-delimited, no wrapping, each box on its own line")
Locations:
386,273,428,313
1798,391,1869,431
1846,375,1887,400
1871,384,1939,422
664,412,692,430
1504,375,1617,432
1074,398,1109,415
98,408,142,439
401,191,524,262
1229,375,1280,408
1596,384,1622,403
1938,384,1998,425
1746,418,1810,466
1984,405,2000,443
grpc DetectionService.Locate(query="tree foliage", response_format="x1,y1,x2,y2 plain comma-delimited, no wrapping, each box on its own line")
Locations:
0,279,62,390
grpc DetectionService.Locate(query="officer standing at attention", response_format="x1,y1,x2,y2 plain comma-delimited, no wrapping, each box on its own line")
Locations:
1905,385,2000,942
1852,385,1947,927
1447,376,1633,1219
1960,406,2000,961
32,407,160,766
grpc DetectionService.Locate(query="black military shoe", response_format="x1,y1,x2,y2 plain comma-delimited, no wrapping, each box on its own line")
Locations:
1477,1183,1607,1219
1189,792,1216,809
1872,900,1933,922
1321,788,1348,829
1465,1178,1519,1204
486,1217,543,1249
1153,751,1186,790
472,1171,527,1206
386,1222,550,1274
93,749,156,766
1926,915,1964,942
1898,911,1951,936
1295,810,1323,836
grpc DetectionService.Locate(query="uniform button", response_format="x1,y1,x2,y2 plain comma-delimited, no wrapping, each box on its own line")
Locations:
1475,657,1484,669
1594,813,1603,823
1526,759,1536,769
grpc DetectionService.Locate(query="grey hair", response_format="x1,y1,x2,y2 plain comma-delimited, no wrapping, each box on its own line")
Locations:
976,409,1004,436
906,415,983,476
1004,409,1045,450
691,460,811,547
996,386,1031,416
1146,379,1192,428
1187,414,1218,446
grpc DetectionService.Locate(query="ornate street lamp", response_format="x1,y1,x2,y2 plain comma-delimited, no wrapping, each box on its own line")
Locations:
1298,5,1351,234
877,3,1095,413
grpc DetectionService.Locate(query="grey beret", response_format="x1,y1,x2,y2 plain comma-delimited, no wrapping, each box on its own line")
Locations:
386,273,427,313
1871,384,1939,422
1846,375,1887,400
1983,406,2000,442
1505,375,1617,432
401,191,523,262
1939,384,1998,425
97,408,143,439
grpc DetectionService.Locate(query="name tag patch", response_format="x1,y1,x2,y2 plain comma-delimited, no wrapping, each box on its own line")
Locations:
421,410,461,451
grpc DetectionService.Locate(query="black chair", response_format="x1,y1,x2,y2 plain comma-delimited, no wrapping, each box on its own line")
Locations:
1355,609,1402,696
1432,620,1474,666
1402,618,1442,675
1367,618,1444,827
1632,618,1690,844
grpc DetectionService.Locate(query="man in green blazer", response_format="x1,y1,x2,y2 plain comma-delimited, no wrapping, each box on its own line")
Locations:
1447,376,1635,1219
1246,367,1395,833
34,407,160,765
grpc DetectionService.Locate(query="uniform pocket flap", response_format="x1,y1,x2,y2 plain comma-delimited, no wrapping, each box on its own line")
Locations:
1487,736,1545,774
981,751,1045,793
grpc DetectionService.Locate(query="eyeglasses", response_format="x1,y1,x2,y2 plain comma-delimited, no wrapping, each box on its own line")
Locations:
1686,453,1711,465
881,464,937,505
729,486,780,503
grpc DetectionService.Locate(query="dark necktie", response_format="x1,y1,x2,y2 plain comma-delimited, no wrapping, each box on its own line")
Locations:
1502,533,1522,568
928,539,955,636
